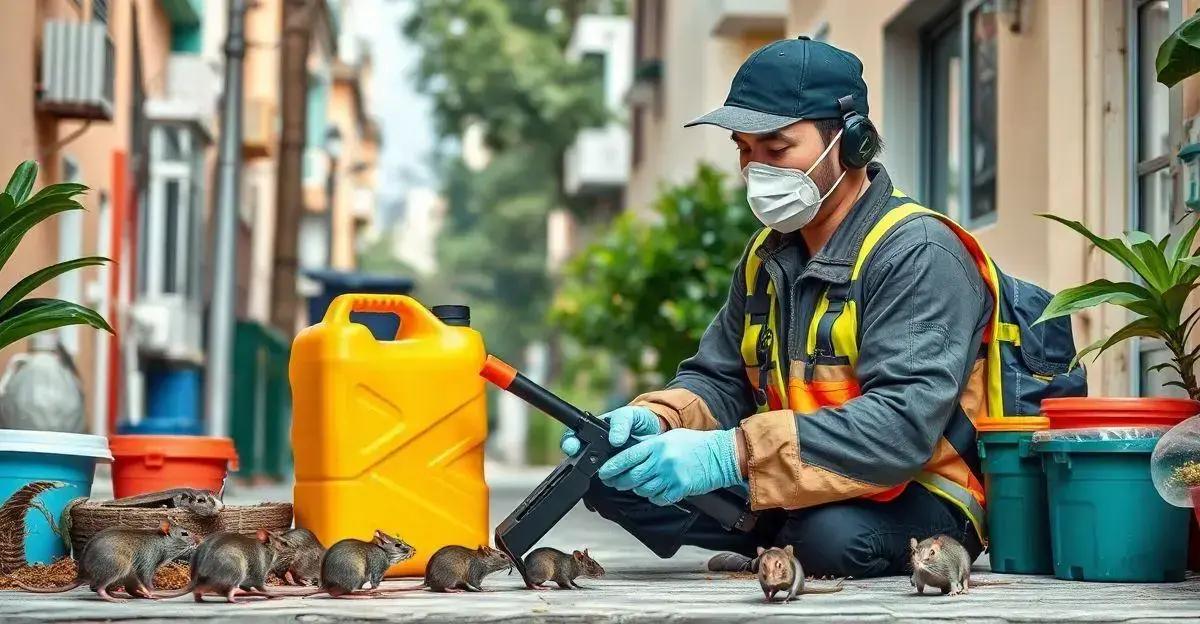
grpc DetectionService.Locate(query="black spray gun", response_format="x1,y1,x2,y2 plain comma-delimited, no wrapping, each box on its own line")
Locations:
481,355,757,587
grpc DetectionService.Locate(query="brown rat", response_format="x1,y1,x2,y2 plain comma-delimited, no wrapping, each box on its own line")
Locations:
757,545,844,603
159,529,295,602
9,521,196,602
303,531,414,599
101,488,223,518
523,547,604,590
270,527,325,585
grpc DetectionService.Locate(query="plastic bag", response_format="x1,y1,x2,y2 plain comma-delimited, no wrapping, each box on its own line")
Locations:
1032,426,1171,443
1151,415,1200,508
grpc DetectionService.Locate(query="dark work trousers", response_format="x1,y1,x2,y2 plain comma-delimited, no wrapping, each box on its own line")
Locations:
581,479,983,578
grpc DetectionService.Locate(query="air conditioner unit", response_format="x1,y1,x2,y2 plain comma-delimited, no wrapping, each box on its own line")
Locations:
40,20,115,121
130,297,203,363
243,97,275,158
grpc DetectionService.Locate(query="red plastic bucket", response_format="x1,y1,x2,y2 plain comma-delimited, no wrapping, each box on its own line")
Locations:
1040,397,1200,430
109,435,239,498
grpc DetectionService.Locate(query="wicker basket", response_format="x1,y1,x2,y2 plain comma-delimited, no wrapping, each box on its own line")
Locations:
67,501,293,555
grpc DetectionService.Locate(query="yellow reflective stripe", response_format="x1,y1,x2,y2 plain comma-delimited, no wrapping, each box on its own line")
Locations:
740,228,773,365
744,228,771,295
983,258,1006,420
741,324,762,365
915,472,988,541
842,299,859,365
995,322,1021,345
767,281,787,410
851,203,928,280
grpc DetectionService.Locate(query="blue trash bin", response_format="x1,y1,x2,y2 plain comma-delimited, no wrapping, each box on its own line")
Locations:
303,269,416,340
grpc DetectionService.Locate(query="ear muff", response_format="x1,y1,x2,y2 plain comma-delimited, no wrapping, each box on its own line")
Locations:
836,95,879,170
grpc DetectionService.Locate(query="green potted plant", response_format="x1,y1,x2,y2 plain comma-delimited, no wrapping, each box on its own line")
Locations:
0,160,114,569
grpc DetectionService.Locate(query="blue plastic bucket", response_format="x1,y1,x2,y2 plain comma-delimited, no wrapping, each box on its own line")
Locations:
0,430,112,564
1034,428,1189,582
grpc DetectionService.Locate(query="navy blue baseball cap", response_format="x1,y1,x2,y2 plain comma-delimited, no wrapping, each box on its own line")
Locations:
686,36,869,134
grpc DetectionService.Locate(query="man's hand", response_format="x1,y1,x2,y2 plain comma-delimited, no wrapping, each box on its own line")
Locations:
560,405,662,457
596,428,743,506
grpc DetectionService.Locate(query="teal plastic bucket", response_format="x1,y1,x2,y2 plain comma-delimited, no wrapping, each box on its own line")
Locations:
0,430,111,565
1034,428,1189,582
979,431,1052,574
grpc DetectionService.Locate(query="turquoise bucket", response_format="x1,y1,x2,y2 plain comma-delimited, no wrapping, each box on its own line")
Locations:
0,430,111,564
1034,428,1189,582
979,430,1053,574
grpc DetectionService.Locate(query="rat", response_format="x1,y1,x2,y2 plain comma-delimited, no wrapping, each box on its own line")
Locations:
9,521,196,602
307,531,414,599
271,527,325,586
158,529,295,603
377,544,512,594
523,547,604,590
101,488,224,518
909,534,1010,595
756,545,845,603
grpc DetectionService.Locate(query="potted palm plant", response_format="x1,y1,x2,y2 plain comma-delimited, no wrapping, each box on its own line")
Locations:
0,160,114,569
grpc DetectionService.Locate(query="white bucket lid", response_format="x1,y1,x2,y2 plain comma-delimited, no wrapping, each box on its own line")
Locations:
0,429,113,461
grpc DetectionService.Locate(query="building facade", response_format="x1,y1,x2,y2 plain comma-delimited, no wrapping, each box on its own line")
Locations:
626,0,1200,399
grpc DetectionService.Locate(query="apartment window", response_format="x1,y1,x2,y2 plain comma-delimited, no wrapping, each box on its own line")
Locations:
143,122,203,300
922,0,997,227
1130,0,1185,396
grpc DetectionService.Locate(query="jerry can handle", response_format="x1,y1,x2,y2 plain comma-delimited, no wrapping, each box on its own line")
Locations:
323,294,440,340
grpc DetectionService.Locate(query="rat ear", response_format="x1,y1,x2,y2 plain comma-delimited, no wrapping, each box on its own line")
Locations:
756,546,765,556
256,528,269,543
584,548,589,557
573,550,583,560
909,538,918,551
783,545,794,557
159,521,171,535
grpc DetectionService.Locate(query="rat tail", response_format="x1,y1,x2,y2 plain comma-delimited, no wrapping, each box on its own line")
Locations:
12,578,85,593
375,582,427,595
153,581,196,599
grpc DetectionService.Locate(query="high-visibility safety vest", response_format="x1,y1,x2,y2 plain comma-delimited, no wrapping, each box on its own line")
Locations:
739,189,1087,542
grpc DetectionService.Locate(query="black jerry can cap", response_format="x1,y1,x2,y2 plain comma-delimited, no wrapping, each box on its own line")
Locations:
431,304,471,327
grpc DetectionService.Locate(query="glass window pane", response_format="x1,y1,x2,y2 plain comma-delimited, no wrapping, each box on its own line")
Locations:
1138,168,1173,240
968,1,998,222
164,180,179,294
1140,344,1188,398
927,18,961,217
1138,1,1171,162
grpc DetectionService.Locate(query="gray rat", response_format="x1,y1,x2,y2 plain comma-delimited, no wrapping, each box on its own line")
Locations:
159,529,295,602
9,521,196,602
299,530,414,599
523,547,604,590
909,534,1011,596
270,527,325,585
381,544,511,594
757,545,844,603
101,488,224,518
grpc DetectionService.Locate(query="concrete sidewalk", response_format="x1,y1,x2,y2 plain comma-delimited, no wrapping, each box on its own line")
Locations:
1,465,1199,623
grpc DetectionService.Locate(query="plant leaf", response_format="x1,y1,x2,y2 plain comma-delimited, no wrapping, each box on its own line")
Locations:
1034,279,1161,325
3,161,37,205
22,182,87,207
1148,361,1182,375
0,198,83,273
1170,216,1200,273
0,193,14,219
1071,317,1165,369
1162,282,1200,325
1158,10,1200,87
0,298,112,351
1132,238,1173,289
0,256,110,318
1039,214,1165,291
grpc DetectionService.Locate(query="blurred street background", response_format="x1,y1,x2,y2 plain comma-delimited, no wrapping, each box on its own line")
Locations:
0,0,1198,477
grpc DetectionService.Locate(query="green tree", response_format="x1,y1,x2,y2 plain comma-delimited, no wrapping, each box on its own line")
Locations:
551,164,761,391
403,0,612,366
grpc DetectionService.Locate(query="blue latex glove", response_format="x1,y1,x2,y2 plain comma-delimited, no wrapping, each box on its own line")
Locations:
560,405,662,457
597,428,743,507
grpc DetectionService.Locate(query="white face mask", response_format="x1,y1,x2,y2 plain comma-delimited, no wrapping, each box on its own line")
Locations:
742,129,846,233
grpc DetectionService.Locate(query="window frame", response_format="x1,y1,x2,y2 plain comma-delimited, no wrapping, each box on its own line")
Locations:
1127,0,1186,396
919,0,999,229
143,122,204,302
